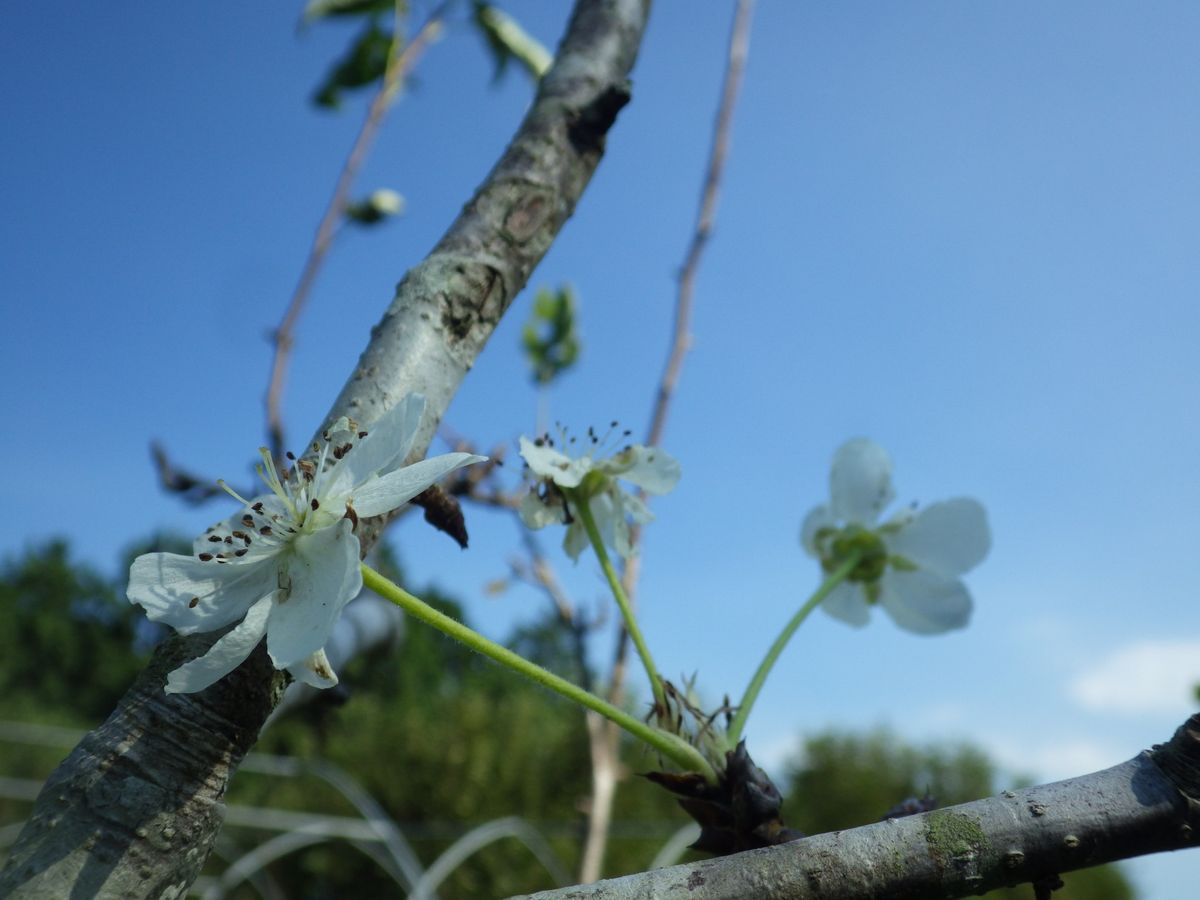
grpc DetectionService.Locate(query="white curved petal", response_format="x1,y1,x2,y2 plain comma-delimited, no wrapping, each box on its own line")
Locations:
519,490,565,529
328,394,426,495
607,489,650,558
879,570,972,634
587,491,621,556
603,446,681,494
519,437,591,487
266,520,363,669
829,438,894,525
128,552,277,635
287,648,340,689
887,498,990,577
612,520,636,559
350,452,485,518
820,581,871,628
164,593,275,693
800,505,834,557
617,490,654,525
563,521,589,561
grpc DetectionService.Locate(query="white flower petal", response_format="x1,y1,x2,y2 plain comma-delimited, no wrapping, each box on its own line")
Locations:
164,593,275,693
287,648,340,689
820,581,871,628
519,437,592,487
617,490,654,525
328,394,426,494
829,438,894,524
887,498,990,577
563,520,589,561
800,504,834,557
602,446,681,494
879,569,972,634
128,553,277,635
266,520,363,669
588,491,621,555
350,452,485,518
519,490,565,529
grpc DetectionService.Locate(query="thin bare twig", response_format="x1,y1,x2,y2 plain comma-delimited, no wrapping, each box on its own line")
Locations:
579,0,756,883
645,0,753,450
149,441,254,506
265,3,447,464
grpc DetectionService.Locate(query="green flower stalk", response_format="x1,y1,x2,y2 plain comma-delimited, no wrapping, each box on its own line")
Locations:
516,429,681,715
362,564,714,780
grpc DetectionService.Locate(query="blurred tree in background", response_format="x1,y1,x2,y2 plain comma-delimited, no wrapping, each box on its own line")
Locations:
784,730,1134,900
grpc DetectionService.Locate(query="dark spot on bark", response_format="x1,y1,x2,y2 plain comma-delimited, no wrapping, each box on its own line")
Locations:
440,265,504,341
504,192,550,243
568,82,631,156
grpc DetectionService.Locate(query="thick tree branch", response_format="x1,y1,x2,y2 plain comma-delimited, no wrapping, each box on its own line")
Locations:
517,715,1200,899
0,2,650,896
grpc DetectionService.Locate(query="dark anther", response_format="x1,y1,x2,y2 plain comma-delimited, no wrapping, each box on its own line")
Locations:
199,553,214,561
234,548,248,557
311,498,320,510
241,514,254,526
286,451,296,460
188,597,200,608
208,535,222,543
252,501,264,512
357,431,368,439
259,526,272,535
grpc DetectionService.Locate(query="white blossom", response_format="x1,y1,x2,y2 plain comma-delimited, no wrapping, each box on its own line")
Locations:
518,427,680,561
801,438,990,634
128,394,484,693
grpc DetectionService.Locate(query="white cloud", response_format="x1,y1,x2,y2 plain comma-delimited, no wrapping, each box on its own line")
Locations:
987,736,1124,784
1068,639,1200,716
748,731,804,780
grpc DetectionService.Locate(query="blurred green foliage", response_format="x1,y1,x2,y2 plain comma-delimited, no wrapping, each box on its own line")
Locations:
344,188,405,225
522,285,581,386
0,540,149,722
313,20,396,109
473,2,552,82
308,0,547,111
303,0,397,23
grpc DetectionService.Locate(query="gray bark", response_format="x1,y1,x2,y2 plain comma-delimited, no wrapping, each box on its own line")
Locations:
0,2,651,896
516,715,1200,900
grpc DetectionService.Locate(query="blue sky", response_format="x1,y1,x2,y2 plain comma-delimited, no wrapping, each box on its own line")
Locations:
3,2,1199,894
